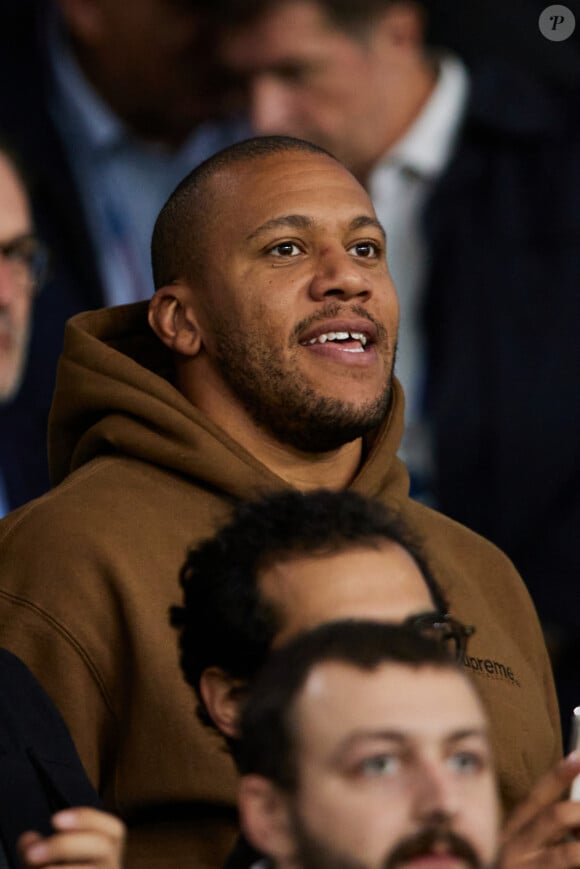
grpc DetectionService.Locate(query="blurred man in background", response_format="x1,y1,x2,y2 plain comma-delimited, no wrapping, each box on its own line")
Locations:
0,144,47,515
0,0,247,505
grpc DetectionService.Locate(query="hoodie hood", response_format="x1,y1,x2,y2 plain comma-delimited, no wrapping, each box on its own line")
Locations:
48,301,409,502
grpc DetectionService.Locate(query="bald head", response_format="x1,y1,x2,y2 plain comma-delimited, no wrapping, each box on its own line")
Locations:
151,135,335,288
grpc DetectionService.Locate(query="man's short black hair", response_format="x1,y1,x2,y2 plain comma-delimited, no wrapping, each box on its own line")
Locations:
171,489,447,727
151,134,335,288
238,619,461,789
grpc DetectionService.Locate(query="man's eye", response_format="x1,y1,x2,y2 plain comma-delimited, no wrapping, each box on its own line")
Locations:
447,752,484,774
3,242,29,264
359,754,400,777
269,242,302,257
275,63,311,84
349,241,381,258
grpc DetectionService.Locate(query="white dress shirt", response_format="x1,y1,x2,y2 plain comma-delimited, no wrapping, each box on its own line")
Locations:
368,55,470,499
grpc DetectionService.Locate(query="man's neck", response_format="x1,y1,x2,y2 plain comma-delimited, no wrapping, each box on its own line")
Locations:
181,369,366,490
220,413,365,491
251,438,363,492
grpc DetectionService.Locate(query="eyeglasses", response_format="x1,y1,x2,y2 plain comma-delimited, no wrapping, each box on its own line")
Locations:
0,233,49,294
404,611,475,662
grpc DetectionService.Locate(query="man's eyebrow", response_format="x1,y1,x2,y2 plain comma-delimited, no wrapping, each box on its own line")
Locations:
349,215,386,242
245,214,314,242
246,214,386,243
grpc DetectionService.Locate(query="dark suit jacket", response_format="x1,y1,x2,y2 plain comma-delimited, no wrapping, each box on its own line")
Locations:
0,649,101,867
423,62,580,636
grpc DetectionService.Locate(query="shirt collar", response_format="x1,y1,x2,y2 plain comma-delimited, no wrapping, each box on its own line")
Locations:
385,54,470,178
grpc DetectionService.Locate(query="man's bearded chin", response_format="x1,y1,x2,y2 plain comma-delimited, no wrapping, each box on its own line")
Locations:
213,331,396,454
253,383,394,453
291,813,494,869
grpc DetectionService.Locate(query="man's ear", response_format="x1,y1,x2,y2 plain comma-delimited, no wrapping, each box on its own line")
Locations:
200,667,248,738
238,775,297,865
148,283,203,357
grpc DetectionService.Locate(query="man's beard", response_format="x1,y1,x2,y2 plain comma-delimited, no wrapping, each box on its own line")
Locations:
291,815,493,869
211,304,394,453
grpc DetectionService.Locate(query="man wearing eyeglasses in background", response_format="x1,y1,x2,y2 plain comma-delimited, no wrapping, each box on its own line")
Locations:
0,146,47,517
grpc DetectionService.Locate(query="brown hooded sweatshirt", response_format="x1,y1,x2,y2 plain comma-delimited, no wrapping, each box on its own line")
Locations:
0,302,561,867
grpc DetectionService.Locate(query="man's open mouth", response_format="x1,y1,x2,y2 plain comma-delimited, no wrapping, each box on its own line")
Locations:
300,330,369,352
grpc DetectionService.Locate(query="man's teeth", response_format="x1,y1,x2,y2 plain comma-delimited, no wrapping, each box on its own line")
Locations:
302,331,368,348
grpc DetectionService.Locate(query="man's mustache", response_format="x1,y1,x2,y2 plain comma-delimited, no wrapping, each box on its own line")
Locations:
384,824,483,868
291,303,389,345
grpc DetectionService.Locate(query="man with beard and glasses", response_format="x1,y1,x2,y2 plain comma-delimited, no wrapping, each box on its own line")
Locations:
0,136,561,868
235,620,501,869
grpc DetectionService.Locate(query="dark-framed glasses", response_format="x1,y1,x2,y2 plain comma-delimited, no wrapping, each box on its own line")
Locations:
404,611,475,662
0,233,49,294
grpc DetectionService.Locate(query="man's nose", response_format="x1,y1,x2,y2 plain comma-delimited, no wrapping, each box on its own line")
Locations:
308,246,373,302
250,75,297,134
412,761,460,823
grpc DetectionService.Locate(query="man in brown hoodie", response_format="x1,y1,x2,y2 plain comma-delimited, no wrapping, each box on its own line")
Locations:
0,136,561,868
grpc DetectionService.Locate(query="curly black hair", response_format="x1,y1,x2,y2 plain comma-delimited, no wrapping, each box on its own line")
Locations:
171,489,446,729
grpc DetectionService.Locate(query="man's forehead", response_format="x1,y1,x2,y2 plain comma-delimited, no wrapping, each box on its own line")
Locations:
296,661,487,742
209,152,378,227
212,150,363,193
